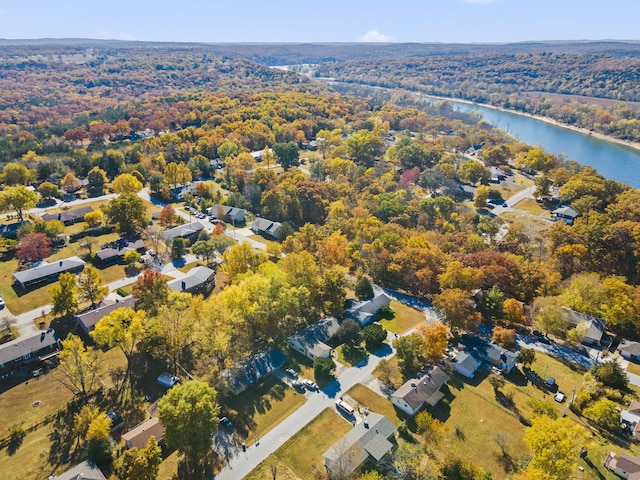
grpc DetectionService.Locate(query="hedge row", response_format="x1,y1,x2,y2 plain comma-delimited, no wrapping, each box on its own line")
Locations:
69,224,115,242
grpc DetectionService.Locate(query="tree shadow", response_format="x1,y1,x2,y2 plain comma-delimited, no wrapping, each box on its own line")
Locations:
495,452,518,473
6,427,26,456
172,452,215,480
48,407,76,465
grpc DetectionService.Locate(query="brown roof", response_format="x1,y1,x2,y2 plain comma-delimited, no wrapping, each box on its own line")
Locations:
615,452,640,475
629,400,640,417
122,417,163,449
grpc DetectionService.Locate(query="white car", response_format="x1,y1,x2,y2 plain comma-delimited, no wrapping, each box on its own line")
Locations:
302,379,318,391
554,391,565,403
0,295,5,309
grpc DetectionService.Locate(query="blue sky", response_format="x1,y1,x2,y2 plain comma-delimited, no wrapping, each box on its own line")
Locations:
1,0,639,43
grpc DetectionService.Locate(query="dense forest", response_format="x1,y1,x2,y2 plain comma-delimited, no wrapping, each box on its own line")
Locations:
2,43,640,480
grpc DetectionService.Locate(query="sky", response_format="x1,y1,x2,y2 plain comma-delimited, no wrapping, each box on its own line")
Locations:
1,0,639,44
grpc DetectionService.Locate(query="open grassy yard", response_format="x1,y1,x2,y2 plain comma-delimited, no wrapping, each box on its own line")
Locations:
627,362,640,376
345,384,405,425
513,197,552,217
0,423,59,480
379,300,426,334
492,182,524,200
500,211,552,238
223,377,306,445
247,234,279,249
245,408,352,480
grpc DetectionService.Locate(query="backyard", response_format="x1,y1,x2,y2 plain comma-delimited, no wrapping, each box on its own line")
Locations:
378,300,426,334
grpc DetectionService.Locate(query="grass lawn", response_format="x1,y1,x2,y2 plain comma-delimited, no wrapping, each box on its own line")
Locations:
492,183,524,200
335,343,368,367
247,234,279,249
500,211,552,238
223,377,306,445
627,362,640,376
513,198,552,217
379,300,425,334
0,423,58,480
245,408,352,480
157,450,181,480
45,199,110,215
372,355,404,389
345,384,405,426
244,459,299,480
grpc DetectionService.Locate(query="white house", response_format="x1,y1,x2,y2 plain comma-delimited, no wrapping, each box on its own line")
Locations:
391,366,449,416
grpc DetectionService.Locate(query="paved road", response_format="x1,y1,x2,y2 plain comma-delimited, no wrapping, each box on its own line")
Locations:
214,343,395,479
516,334,595,368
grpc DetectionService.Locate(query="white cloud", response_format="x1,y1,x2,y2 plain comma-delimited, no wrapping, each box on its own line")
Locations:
360,29,391,43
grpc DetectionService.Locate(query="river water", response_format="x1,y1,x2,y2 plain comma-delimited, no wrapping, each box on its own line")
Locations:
431,98,640,188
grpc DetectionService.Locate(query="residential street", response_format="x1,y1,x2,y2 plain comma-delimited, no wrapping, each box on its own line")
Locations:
515,334,595,368
213,343,395,480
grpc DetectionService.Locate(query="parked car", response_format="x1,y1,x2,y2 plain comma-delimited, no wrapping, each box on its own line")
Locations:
335,399,355,416
157,372,180,388
0,295,5,309
291,380,305,392
285,368,298,378
219,416,233,429
554,391,565,403
105,411,125,432
302,379,318,391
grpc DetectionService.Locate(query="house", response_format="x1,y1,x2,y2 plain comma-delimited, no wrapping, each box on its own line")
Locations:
122,417,164,450
13,256,85,288
488,166,507,184
562,307,606,347
223,349,287,395
552,205,579,225
251,217,282,240
457,184,477,200
163,221,205,244
450,335,517,378
346,292,391,327
604,451,640,479
391,366,450,416
76,296,135,334
167,266,214,294
55,460,107,480
287,317,341,361
41,205,94,225
0,221,28,239
0,328,60,370
209,204,245,225
620,400,640,440
169,182,196,201
619,339,640,362
95,239,146,265
323,413,396,478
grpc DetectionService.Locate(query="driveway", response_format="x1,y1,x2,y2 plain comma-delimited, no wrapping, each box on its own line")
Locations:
516,334,595,368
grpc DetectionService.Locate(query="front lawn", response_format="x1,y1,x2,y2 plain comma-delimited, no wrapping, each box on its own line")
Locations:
245,408,352,480
379,300,426,334
627,362,640,376
345,384,405,425
223,377,306,444
513,197,551,217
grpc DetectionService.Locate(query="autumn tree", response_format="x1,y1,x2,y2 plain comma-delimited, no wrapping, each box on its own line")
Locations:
77,267,108,307
111,173,143,193
438,261,484,291
62,172,82,193
38,181,59,200
87,166,108,195
56,334,100,402
393,333,426,376
102,193,148,236
532,296,567,338
583,399,620,431
158,380,220,468
164,162,192,188
417,322,450,364
84,210,104,227
0,185,38,221
16,232,51,263
132,269,169,317
503,298,526,326
320,265,348,318
492,326,516,350
433,288,481,332
158,205,177,227
474,185,490,208
116,437,162,480
149,292,194,375
221,242,264,282
345,129,385,167
50,272,78,317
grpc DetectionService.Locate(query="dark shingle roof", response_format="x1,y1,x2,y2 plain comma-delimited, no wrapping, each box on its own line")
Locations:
76,296,135,332
620,339,640,357
224,349,286,394
41,205,93,223
0,328,59,366
392,366,450,411
95,239,145,262
54,460,107,480
164,221,204,242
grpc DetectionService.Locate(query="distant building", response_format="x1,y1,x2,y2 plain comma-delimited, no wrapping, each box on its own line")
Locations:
163,221,205,244
95,239,145,265
169,182,196,201
562,307,606,347
391,366,450,416
323,413,396,478
0,329,60,371
450,334,517,378
457,184,477,200
13,256,85,288
552,205,579,225
288,317,341,361
222,349,287,395
251,217,282,240
167,266,215,294
619,339,640,362
0,221,29,239
41,205,94,225
76,296,135,334
209,204,245,225
346,292,391,327
54,460,107,480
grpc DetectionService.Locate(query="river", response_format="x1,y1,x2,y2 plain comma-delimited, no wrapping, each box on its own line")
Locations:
439,98,640,188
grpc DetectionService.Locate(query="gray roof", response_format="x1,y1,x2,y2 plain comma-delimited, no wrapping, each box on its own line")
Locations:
562,307,606,343
619,338,640,357
392,366,450,411
54,460,107,480
224,349,287,394
211,204,245,223
552,205,578,218
164,221,205,242
167,266,214,292
457,334,518,369
95,239,145,262
614,452,640,475
76,296,135,332
41,205,93,224
252,217,282,237
323,413,396,476
452,350,483,373
0,328,59,366
347,292,391,326
289,317,340,358
13,256,85,285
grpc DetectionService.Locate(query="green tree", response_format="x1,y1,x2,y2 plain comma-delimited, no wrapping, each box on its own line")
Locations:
102,193,149,236
117,437,162,480
56,334,100,402
362,324,387,351
355,276,374,300
2,163,31,185
345,129,385,167
132,269,169,317
158,380,220,466
50,272,78,317
111,173,143,193
583,399,619,430
518,348,536,368
393,333,425,376
321,265,348,318
87,166,108,195
171,237,189,260
592,361,628,390
217,141,239,160
84,414,113,468
0,186,38,221
474,185,490,208
313,356,336,378
272,142,300,169
77,267,108,307
532,297,567,338
526,398,558,419
479,285,505,323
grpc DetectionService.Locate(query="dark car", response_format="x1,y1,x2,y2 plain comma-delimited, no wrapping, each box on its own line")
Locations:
291,380,306,393
105,411,125,432
219,416,233,430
